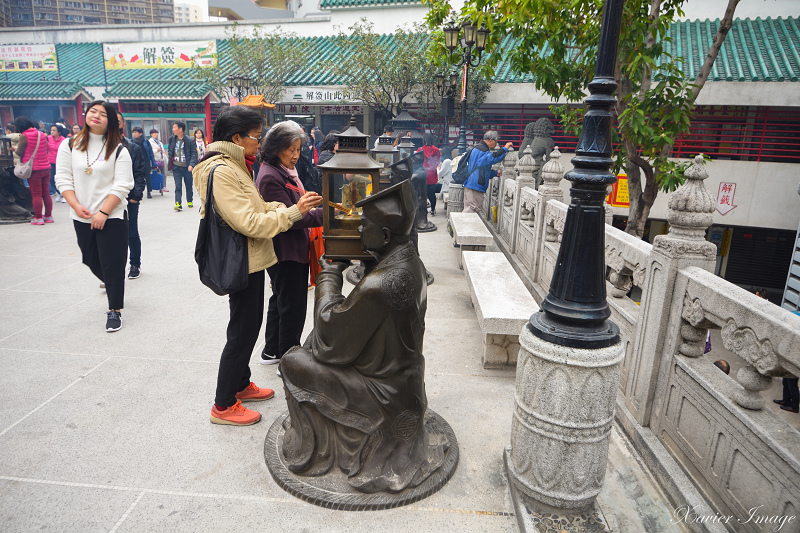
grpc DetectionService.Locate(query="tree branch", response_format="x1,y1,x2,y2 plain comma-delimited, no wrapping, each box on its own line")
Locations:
692,0,740,99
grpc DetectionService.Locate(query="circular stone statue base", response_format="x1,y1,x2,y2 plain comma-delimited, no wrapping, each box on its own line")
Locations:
265,409,459,511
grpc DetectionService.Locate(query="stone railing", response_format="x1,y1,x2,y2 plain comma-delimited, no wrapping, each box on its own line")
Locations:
479,152,800,531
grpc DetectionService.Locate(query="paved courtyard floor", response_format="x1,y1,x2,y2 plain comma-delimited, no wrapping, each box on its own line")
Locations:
1,189,695,532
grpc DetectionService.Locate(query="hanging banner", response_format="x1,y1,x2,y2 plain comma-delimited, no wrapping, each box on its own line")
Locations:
103,41,217,70
0,45,57,72
606,174,630,207
716,182,737,215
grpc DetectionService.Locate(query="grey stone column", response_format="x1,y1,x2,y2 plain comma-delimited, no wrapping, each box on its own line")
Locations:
508,325,624,510
623,155,717,426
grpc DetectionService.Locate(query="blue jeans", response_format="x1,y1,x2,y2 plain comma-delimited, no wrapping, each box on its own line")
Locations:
127,200,141,267
173,165,193,205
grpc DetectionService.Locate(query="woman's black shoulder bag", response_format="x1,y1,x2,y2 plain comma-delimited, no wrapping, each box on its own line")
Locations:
195,164,249,295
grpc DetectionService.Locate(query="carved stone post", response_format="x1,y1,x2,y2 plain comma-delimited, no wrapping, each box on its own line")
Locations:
496,147,517,228
624,155,717,425
531,147,564,284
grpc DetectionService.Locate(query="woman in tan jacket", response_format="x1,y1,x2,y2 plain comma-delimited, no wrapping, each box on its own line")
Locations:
193,106,321,426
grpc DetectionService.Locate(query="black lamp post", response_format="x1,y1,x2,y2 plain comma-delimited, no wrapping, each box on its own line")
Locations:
227,75,252,100
434,72,458,146
527,0,624,349
442,19,490,154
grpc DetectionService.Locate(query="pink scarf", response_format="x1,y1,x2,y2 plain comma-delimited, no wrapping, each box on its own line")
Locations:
281,163,304,192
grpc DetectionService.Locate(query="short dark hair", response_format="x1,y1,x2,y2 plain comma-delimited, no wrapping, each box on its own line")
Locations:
5,123,16,133
422,132,437,147
320,132,339,152
14,116,36,133
383,125,394,133
212,106,264,144
132,126,144,134
713,360,730,375
173,121,186,132
258,120,306,165
149,128,159,135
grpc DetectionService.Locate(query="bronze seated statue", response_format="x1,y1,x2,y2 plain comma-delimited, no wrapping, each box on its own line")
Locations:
270,180,456,503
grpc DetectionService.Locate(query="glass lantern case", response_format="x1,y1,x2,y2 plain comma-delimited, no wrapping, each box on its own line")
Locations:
370,136,399,188
397,137,416,160
0,134,12,167
318,116,383,261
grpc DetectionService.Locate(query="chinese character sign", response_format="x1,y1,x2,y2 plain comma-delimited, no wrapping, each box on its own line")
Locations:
103,41,217,70
0,45,57,72
716,182,737,215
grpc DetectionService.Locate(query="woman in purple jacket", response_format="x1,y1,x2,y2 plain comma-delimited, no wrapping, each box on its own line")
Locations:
256,121,323,367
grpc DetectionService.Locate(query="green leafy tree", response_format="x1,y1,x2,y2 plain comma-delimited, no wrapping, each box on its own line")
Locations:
330,20,433,119
192,23,314,104
425,0,739,237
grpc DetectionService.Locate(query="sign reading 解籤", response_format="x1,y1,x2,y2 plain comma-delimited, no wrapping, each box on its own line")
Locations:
103,41,216,70
0,45,57,72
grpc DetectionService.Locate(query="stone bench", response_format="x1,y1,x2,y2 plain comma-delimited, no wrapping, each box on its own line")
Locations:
449,212,494,269
462,251,539,368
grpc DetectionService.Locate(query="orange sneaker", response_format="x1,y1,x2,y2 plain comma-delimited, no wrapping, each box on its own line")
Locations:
210,401,261,426
235,382,274,402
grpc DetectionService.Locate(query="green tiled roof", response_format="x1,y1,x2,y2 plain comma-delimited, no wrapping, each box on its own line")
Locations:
491,17,800,83
320,0,421,9
103,79,214,99
0,16,795,102
0,80,89,100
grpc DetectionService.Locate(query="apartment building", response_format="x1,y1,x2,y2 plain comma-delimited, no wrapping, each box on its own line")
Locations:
8,0,174,26
174,2,201,23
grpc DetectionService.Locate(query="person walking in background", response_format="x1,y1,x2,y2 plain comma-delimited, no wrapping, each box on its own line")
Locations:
148,129,168,195
256,121,324,369
48,122,68,203
416,133,442,216
15,116,51,224
5,123,20,166
462,131,512,214
192,106,321,426
55,101,133,332
71,124,81,137
132,126,156,199
194,129,207,160
117,112,148,281
168,121,197,211
316,131,339,166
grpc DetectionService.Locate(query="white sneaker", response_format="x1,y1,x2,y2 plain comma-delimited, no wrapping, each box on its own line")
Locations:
99,283,105,289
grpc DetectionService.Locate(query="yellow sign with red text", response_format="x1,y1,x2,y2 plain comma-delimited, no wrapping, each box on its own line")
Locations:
606,174,629,207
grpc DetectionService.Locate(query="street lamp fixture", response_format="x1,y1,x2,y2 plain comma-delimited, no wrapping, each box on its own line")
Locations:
441,17,490,154
227,75,252,100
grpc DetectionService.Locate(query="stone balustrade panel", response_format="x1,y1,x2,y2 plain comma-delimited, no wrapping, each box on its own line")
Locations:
539,200,568,301
499,178,518,251
515,187,539,274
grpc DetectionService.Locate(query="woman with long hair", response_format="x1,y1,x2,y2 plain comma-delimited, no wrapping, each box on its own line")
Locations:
15,116,51,224
55,101,134,332
255,121,324,368
194,128,207,160
193,106,321,426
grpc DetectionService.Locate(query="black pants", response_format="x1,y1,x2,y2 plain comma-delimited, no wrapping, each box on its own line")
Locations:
215,270,264,408
783,378,799,409
427,183,442,213
264,260,309,358
74,216,128,310
127,200,141,267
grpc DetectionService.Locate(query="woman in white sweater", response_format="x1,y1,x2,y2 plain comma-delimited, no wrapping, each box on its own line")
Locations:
55,101,134,332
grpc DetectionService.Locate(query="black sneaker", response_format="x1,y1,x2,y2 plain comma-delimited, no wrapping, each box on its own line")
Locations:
147,192,152,199
261,353,281,365
128,265,141,279
106,310,122,332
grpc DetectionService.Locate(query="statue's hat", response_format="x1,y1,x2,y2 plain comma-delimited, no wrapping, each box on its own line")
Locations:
355,179,415,236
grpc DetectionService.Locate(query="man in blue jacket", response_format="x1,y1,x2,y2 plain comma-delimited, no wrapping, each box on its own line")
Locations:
463,130,513,213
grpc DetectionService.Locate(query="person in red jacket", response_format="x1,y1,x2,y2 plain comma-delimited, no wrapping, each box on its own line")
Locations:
15,116,51,225
416,133,442,216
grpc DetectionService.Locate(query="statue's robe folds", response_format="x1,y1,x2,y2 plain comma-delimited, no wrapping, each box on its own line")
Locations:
280,242,447,493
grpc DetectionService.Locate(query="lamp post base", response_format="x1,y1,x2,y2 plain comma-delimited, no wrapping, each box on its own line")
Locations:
528,310,619,349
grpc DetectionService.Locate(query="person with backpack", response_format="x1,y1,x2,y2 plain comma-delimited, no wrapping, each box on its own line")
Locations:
132,126,156,198
55,101,134,332
117,111,149,281
15,116,51,224
457,131,512,214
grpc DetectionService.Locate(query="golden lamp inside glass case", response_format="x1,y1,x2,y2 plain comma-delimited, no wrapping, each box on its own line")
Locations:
318,117,382,261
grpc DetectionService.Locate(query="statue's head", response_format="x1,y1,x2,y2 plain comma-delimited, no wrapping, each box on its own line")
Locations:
533,118,555,138
356,180,415,254
523,121,537,139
